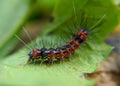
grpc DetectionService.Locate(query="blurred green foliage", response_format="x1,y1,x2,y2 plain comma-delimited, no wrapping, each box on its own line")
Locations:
0,0,33,57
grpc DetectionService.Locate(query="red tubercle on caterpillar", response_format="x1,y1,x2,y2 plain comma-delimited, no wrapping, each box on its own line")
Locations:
77,31,88,40
32,48,40,59
67,43,75,54
56,50,64,61
49,51,55,59
64,49,71,58
70,39,80,49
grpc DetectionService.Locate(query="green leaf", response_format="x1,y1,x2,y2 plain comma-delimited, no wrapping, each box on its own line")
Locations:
0,63,96,86
0,0,33,57
0,0,118,86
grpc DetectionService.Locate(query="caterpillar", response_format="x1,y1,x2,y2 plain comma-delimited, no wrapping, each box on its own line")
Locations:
26,12,105,64
28,28,88,64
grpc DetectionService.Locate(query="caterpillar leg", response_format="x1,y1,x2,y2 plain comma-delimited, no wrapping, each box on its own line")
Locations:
48,59,54,65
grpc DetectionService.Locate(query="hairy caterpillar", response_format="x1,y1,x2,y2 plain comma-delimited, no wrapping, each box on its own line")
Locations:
28,28,88,64
27,14,105,64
